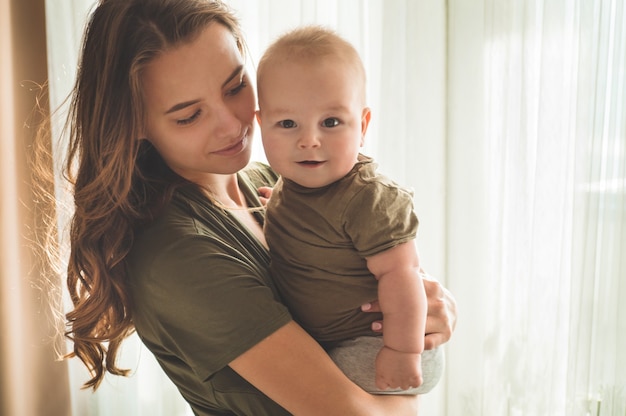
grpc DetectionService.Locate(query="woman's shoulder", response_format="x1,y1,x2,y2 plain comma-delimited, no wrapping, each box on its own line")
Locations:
128,199,199,272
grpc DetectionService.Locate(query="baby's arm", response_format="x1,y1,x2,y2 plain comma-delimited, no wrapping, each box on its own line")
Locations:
366,240,427,390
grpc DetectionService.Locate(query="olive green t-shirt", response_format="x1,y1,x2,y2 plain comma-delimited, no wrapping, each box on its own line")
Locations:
264,155,419,347
128,163,293,416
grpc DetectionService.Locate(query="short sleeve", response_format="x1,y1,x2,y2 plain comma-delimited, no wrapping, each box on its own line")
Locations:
134,234,292,382
342,181,418,258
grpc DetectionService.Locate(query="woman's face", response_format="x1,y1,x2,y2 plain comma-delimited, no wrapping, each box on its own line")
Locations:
141,23,255,184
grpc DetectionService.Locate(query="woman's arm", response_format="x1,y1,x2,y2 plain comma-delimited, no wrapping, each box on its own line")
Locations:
422,272,457,349
229,320,420,416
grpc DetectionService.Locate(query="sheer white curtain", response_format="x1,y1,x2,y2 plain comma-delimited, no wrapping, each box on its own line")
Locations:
446,0,625,415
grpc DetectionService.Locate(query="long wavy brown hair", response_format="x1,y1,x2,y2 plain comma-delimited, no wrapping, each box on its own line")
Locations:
60,0,244,389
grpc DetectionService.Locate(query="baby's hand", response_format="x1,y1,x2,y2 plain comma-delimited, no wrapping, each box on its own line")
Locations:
257,186,273,206
375,346,423,391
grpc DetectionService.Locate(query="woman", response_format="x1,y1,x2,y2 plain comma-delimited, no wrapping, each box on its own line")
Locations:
60,0,456,414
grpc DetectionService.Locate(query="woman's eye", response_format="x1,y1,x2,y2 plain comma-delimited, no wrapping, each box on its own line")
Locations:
278,119,297,128
227,80,248,96
322,118,340,127
177,109,201,125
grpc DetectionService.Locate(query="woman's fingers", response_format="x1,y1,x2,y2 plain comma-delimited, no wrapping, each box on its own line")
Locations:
362,274,458,348
423,276,457,349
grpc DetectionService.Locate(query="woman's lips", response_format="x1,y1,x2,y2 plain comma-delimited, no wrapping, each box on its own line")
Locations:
214,136,247,156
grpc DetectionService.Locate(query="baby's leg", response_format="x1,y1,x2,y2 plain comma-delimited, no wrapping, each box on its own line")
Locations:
327,336,444,395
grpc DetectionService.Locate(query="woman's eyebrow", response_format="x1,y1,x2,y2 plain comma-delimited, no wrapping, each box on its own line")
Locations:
165,99,201,114
222,64,244,88
164,65,245,114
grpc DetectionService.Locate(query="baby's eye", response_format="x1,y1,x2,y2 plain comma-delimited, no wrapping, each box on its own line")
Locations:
322,118,340,128
278,119,297,128
177,109,201,125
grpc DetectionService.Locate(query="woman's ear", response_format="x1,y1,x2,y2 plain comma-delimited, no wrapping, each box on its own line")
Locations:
360,107,371,146
255,110,262,125
137,126,147,141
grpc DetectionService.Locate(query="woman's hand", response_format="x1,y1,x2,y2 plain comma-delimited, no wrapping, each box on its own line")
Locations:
421,274,457,349
362,272,457,350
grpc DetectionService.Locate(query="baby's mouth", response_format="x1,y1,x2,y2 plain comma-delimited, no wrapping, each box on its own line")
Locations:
297,160,324,166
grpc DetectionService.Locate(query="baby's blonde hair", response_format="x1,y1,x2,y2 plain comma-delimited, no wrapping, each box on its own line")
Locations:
257,25,367,102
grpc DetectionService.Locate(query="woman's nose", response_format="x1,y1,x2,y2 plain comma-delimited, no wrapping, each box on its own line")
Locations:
212,102,242,139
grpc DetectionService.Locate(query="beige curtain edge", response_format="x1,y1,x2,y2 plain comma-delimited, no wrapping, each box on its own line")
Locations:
1,0,71,415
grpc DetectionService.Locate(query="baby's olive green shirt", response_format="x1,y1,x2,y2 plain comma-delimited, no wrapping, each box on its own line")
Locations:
264,155,419,347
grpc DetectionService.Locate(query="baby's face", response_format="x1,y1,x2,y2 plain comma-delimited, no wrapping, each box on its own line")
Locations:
257,57,370,188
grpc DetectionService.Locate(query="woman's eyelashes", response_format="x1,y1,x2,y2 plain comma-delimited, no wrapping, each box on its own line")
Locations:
227,79,248,96
175,79,248,125
177,109,202,125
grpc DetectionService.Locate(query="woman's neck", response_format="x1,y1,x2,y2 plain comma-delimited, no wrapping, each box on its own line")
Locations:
202,173,246,209
200,171,268,247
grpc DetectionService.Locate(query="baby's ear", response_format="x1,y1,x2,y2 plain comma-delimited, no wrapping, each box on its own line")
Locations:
360,107,371,144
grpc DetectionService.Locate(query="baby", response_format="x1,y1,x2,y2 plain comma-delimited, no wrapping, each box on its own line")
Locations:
256,25,443,394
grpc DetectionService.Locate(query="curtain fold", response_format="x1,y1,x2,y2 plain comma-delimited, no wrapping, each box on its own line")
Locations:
567,1,626,414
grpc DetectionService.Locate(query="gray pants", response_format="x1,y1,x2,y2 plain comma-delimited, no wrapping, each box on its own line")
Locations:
328,336,444,395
